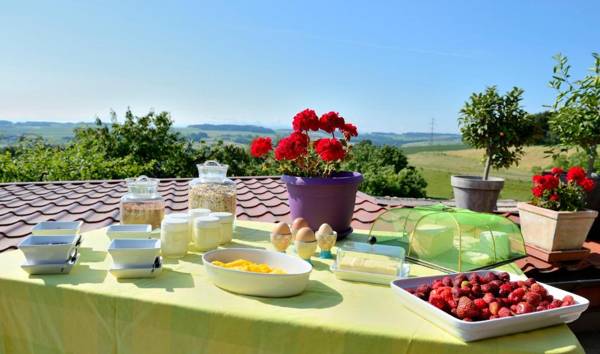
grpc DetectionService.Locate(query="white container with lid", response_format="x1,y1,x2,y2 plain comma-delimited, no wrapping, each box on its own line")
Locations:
188,208,211,245
161,214,189,258
193,216,221,251
210,212,234,244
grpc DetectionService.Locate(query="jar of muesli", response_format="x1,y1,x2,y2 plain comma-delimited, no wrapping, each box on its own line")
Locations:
120,176,165,229
189,160,236,214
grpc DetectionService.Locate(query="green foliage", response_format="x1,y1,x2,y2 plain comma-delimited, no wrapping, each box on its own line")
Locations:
0,112,427,198
528,111,559,145
459,86,533,179
549,53,600,173
342,141,427,197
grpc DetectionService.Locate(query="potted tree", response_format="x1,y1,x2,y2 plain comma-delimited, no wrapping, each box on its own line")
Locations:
549,52,600,239
453,86,533,212
249,109,362,239
518,167,598,251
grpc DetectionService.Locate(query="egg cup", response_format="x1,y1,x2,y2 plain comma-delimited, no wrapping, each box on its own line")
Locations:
270,233,292,252
295,240,317,263
316,231,337,259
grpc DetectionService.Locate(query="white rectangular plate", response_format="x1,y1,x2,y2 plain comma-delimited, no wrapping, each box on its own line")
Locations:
107,224,152,239
331,262,410,285
21,250,80,275
31,221,82,236
110,257,162,279
391,270,589,342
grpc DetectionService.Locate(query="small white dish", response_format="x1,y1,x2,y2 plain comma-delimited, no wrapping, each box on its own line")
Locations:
19,235,79,264
203,248,312,297
110,257,163,279
31,221,82,236
21,250,80,275
107,224,152,239
108,239,161,267
331,262,410,285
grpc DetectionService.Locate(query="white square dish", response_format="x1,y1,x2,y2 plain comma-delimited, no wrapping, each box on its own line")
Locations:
390,270,589,341
109,257,163,279
21,250,80,275
31,221,82,236
108,239,161,267
19,235,79,264
107,224,152,239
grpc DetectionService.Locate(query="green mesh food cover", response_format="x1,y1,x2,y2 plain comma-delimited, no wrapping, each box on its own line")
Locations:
368,204,526,272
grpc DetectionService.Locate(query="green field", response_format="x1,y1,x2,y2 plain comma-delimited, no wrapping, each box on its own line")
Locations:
406,146,553,200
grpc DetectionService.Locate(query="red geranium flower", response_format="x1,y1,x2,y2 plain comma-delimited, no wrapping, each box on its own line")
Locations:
551,167,564,175
532,185,544,198
341,123,358,140
543,175,559,190
549,194,560,202
567,166,586,183
314,138,346,162
274,133,308,161
250,137,273,158
532,175,544,185
319,112,345,133
581,178,596,192
292,109,319,132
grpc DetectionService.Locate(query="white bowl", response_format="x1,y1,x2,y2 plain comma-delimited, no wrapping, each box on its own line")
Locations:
31,221,82,236
19,235,79,264
107,224,152,239
108,239,161,267
203,248,312,297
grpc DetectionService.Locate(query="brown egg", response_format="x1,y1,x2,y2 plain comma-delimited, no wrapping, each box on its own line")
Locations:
271,222,291,236
316,223,333,238
291,217,310,235
295,227,316,242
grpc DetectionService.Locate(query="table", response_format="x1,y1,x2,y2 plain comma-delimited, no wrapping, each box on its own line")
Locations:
0,221,584,354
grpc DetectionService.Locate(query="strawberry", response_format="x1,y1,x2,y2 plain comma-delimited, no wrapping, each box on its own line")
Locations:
429,294,446,310
473,298,487,310
536,305,546,312
469,273,482,285
479,308,491,320
483,272,498,283
562,295,575,307
523,292,542,306
489,301,500,315
548,300,562,309
483,292,495,304
442,276,453,287
498,272,510,282
515,302,534,314
471,284,482,297
498,307,512,318
456,296,479,319
499,284,512,296
530,283,547,296
525,277,536,286
454,274,467,285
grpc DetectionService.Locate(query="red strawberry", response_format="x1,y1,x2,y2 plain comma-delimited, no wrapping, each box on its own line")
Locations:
469,273,482,285
471,284,482,297
510,304,518,312
442,276,453,287
456,296,479,319
429,294,446,310
483,272,498,283
499,284,512,296
483,292,495,304
489,315,499,319
474,298,487,310
523,292,542,306
498,307,512,318
530,283,547,296
515,302,534,314
548,300,562,309
525,277,536,286
480,308,491,320
498,272,510,282
562,295,575,307
536,305,546,312
432,279,444,289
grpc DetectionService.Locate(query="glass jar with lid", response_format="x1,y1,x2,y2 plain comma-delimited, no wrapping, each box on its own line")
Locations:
120,176,165,229
189,160,236,214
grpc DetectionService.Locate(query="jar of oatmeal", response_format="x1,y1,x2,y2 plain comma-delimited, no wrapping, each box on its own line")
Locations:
188,160,236,213
120,176,165,229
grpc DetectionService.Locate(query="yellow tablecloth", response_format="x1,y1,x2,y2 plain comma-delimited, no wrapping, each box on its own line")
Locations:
0,221,583,354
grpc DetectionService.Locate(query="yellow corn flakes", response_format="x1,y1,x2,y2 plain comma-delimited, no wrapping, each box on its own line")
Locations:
211,259,287,274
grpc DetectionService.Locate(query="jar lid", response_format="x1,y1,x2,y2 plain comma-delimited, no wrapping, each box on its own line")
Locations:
126,175,159,195
189,208,211,218
164,213,189,223
196,160,229,183
194,216,220,228
210,212,234,222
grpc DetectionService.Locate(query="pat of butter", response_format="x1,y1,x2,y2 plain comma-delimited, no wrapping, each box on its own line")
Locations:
338,254,398,275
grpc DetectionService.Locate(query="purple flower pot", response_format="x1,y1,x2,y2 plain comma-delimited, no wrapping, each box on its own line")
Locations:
282,172,363,239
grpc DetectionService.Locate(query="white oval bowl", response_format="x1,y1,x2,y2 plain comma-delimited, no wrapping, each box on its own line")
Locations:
203,248,312,297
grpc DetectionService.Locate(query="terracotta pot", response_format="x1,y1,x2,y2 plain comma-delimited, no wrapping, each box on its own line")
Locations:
517,202,598,252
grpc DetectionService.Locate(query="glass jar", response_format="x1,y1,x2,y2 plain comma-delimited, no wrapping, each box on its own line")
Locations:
210,211,234,244
161,215,189,258
120,176,165,229
189,160,236,214
193,216,221,251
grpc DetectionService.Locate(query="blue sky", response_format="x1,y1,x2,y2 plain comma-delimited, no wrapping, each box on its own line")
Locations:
0,1,598,133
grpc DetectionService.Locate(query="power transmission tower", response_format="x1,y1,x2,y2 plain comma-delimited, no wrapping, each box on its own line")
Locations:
430,118,435,145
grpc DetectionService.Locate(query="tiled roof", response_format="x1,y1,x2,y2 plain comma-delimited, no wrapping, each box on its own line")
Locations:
0,176,396,252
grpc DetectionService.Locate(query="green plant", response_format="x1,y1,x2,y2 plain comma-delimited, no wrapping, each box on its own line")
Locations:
549,53,600,175
531,167,595,211
459,86,533,180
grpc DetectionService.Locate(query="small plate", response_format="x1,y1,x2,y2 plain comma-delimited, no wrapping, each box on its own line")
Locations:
31,221,82,236
21,250,80,275
107,224,152,239
110,257,163,279
330,262,410,285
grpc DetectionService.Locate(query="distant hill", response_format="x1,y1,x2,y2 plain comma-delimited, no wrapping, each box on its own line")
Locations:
187,124,275,134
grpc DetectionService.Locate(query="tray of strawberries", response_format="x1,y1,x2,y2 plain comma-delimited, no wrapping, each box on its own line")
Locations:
391,270,589,341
